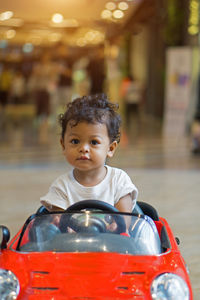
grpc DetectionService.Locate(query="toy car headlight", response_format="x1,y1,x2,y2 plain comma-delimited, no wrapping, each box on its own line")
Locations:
151,273,189,300
0,269,20,300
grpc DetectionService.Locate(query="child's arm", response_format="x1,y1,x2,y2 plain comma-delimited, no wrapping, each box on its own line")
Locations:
115,193,133,213
50,205,65,212
43,203,65,212
115,194,133,233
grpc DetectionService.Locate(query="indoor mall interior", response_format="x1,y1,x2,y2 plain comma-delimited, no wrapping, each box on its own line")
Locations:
0,1,200,298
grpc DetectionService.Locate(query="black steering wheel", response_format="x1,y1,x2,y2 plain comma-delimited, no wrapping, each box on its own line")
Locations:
59,200,126,234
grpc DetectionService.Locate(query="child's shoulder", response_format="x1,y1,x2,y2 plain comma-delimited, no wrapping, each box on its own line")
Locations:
53,170,72,185
106,165,128,177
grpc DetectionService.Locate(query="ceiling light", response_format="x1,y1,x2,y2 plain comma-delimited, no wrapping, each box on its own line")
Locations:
105,2,116,10
0,11,13,21
86,30,104,44
52,13,63,24
91,34,105,44
101,9,112,19
113,9,124,19
118,2,129,10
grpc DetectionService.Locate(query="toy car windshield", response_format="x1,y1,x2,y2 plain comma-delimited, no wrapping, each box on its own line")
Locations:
16,211,162,255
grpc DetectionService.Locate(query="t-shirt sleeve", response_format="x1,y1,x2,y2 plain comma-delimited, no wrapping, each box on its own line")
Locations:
40,178,68,211
114,169,138,208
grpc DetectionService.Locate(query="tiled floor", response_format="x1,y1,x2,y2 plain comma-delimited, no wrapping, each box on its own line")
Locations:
0,115,199,299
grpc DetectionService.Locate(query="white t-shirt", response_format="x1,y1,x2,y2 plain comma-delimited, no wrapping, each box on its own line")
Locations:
40,165,138,211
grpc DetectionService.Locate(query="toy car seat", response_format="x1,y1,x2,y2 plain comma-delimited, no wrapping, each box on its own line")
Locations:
133,201,159,221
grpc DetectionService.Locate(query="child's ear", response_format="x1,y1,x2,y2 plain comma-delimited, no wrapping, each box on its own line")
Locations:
107,141,118,158
60,138,65,150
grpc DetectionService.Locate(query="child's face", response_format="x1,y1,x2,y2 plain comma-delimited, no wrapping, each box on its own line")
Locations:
60,121,117,172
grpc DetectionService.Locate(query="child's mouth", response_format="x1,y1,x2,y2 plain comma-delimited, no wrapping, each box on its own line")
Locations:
78,156,90,160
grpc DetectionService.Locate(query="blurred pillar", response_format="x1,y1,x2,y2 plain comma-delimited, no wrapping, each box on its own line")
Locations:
145,9,166,118
120,0,190,119
145,0,189,118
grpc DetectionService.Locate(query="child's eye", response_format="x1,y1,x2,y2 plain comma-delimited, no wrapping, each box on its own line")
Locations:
71,139,79,144
91,140,99,145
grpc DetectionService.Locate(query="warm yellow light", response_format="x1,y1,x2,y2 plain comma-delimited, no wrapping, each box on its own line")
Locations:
0,11,13,21
52,13,63,24
118,2,129,10
101,9,112,19
86,31,104,44
113,9,124,19
76,38,87,47
6,29,16,39
105,2,116,10
85,31,96,41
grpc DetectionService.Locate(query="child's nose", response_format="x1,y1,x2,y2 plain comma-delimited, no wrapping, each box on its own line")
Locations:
79,143,89,152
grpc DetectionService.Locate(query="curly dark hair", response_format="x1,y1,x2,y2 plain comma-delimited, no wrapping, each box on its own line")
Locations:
58,93,121,143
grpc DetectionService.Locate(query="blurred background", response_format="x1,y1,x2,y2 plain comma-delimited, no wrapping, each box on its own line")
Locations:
0,0,200,298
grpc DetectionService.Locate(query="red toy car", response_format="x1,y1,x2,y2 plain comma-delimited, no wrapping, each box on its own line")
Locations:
0,200,193,299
